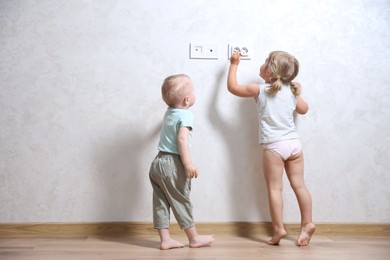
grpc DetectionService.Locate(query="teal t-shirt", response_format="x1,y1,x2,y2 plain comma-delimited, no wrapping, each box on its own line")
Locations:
158,108,194,155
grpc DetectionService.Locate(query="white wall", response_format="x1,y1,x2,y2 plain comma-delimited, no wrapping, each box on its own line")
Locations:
1,0,389,223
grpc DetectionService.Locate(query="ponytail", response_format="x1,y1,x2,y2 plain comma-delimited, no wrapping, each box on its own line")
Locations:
290,84,299,96
266,76,283,95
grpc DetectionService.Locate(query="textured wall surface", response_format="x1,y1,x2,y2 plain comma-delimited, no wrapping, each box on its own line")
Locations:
1,0,389,223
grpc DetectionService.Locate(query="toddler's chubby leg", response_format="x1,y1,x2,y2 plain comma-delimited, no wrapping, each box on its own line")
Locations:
184,226,215,248
263,149,286,245
158,229,185,250
284,152,315,246
297,223,316,246
267,228,287,245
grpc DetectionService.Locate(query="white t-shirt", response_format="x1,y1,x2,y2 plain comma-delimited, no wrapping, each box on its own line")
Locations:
255,83,299,144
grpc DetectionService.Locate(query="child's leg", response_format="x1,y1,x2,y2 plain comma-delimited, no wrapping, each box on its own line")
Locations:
184,226,215,248
149,154,184,250
285,152,316,246
160,155,214,248
151,186,185,250
157,228,185,250
263,149,287,245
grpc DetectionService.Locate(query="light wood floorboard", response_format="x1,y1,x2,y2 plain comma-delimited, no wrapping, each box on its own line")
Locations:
0,234,389,260
0,223,389,259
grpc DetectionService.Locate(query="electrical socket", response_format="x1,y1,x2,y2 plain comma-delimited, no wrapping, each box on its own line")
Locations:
228,44,251,60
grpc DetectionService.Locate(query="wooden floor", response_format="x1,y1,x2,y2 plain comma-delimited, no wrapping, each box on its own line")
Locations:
1,234,389,260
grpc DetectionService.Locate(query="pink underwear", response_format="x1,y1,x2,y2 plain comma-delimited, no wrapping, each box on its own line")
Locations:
263,139,302,160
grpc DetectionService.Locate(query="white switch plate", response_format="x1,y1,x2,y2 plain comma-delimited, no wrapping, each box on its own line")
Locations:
228,44,252,60
190,43,218,59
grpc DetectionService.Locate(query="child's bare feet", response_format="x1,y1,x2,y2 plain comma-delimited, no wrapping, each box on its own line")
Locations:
297,223,316,246
267,229,287,245
160,239,185,250
189,235,215,248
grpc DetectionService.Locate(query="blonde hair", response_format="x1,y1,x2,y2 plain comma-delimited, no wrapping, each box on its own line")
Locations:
161,74,192,107
265,51,300,96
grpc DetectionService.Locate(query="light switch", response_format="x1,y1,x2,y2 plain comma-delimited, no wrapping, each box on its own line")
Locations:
190,43,218,59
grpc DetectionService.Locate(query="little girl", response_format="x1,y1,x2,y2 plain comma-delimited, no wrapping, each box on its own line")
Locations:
227,50,316,246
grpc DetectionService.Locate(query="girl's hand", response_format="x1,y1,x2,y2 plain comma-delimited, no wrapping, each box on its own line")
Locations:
230,51,241,65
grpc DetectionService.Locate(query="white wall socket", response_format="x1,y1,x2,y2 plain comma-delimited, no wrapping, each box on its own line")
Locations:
190,43,218,59
228,44,251,60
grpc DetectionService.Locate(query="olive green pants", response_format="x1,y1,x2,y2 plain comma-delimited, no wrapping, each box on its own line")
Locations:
149,152,194,230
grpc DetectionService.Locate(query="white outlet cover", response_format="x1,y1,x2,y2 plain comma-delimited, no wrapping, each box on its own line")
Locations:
228,44,251,60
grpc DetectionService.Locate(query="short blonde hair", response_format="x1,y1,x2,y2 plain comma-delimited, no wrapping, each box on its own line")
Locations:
161,74,192,107
265,51,299,96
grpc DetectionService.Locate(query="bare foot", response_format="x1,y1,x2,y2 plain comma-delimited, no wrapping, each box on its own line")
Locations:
267,229,287,245
189,235,215,248
297,223,316,246
160,239,185,250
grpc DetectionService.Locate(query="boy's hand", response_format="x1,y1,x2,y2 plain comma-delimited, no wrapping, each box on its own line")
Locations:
291,82,302,96
230,51,241,65
185,164,198,179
